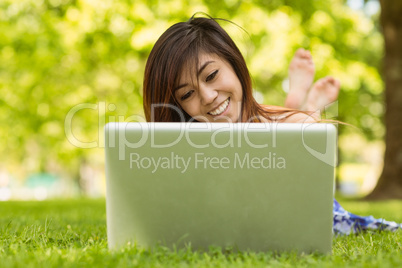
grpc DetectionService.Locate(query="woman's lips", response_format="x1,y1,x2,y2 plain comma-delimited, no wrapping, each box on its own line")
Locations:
208,98,230,116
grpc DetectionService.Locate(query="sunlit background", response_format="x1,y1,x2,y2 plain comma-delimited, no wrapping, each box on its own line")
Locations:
0,0,384,200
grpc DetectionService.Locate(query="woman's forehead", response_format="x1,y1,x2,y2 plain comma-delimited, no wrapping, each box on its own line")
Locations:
178,53,223,82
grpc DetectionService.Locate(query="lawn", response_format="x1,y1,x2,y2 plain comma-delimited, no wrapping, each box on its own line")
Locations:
1,198,402,267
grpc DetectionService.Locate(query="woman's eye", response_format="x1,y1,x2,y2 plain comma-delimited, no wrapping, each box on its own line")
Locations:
206,70,218,82
181,90,194,101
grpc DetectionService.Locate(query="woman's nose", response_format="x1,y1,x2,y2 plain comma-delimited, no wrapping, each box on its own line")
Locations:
199,85,218,105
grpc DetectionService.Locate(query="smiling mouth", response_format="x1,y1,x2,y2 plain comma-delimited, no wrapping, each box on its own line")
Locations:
208,98,230,116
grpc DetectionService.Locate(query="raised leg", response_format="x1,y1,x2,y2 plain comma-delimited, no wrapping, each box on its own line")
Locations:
285,48,315,109
304,76,340,112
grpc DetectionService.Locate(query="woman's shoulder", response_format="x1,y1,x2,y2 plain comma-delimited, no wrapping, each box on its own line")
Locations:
259,104,319,123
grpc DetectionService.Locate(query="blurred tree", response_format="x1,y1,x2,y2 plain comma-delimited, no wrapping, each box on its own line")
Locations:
366,0,402,199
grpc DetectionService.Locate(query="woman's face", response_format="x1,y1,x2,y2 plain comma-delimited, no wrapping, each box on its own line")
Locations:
174,53,243,123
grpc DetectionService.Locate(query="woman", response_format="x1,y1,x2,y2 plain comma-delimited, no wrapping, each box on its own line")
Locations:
143,14,401,235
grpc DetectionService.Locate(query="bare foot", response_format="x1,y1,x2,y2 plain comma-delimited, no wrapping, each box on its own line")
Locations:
304,76,340,112
285,48,315,109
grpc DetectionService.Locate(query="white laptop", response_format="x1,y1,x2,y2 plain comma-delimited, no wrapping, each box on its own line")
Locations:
105,122,337,253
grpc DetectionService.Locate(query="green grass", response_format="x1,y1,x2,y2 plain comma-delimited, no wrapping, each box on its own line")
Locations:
1,198,402,267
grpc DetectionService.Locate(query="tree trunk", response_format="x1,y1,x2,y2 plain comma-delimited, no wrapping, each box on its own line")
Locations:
366,0,402,199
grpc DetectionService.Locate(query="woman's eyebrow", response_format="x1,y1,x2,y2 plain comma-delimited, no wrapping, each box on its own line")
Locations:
174,83,188,91
174,61,215,92
198,61,214,76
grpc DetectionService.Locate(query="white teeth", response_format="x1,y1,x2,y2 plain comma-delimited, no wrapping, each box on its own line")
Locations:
209,98,230,116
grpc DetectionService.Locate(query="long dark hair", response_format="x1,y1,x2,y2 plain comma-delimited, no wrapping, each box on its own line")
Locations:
143,14,295,122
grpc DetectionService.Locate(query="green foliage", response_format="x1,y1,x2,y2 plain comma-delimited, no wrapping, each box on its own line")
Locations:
0,0,384,180
1,199,402,267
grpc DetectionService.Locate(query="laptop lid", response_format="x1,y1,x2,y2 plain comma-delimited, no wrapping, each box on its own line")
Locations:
105,122,336,253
